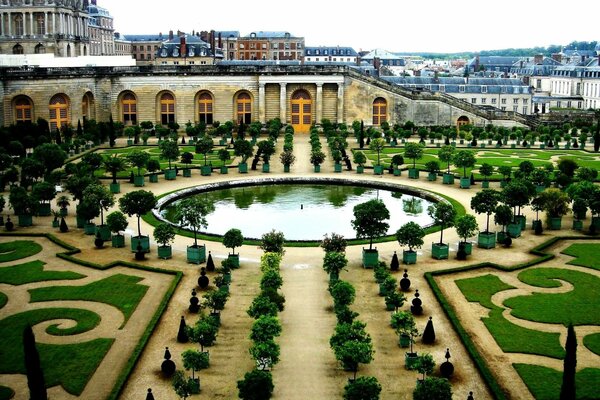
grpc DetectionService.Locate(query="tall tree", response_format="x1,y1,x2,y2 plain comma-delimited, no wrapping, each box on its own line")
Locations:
560,324,577,400
23,325,47,400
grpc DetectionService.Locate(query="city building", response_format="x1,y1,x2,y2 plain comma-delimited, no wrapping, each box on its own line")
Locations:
87,0,114,55
466,56,521,75
128,34,165,64
304,46,358,63
0,0,90,57
237,31,304,61
155,34,222,66
361,48,405,67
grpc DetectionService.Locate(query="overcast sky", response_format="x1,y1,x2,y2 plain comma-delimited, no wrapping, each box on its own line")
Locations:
99,0,598,53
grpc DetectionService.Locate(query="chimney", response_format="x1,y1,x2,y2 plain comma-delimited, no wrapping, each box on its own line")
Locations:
180,36,186,57
551,53,562,63
218,32,222,49
534,54,543,64
373,57,381,71
169,30,174,41
475,55,480,73
91,0,97,5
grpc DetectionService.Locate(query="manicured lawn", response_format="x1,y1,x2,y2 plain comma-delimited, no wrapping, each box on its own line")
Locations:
562,243,600,271
0,260,85,285
0,240,42,262
0,386,14,400
455,274,515,310
504,268,600,326
583,333,600,356
0,308,113,396
513,364,600,400
29,274,148,326
0,292,6,309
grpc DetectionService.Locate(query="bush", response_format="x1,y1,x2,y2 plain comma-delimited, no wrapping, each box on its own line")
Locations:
344,376,382,400
330,280,356,308
237,369,274,400
247,295,279,319
321,232,348,253
250,316,282,342
260,269,283,291
413,377,452,400
260,230,285,254
261,288,285,312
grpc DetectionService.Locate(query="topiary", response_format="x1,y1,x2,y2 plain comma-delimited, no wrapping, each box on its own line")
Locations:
177,316,189,343
161,347,176,377
422,317,436,344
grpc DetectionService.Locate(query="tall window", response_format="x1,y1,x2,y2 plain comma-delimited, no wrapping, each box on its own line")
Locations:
49,94,69,131
14,14,23,36
36,14,45,35
12,44,23,54
236,92,252,124
372,97,387,125
121,92,137,125
34,44,45,54
198,92,214,125
15,96,33,123
82,92,94,121
160,93,175,125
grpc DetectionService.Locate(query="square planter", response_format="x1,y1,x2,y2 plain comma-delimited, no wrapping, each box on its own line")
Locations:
238,163,248,173
496,231,508,244
393,168,401,176
164,169,176,180
76,215,86,228
127,139,133,146
110,182,121,193
187,245,206,264
228,253,240,268
52,219,59,228
96,225,111,241
592,217,600,230
549,217,562,230
405,353,419,369
183,168,192,177
399,334,411,348
356,166,364,174
38,203,51,217
111,234,125,248
500,181,508,188
480,144,486,148
573,220,583,231
507,223,522,238
362,248,379,269
131,235,150,253
442,174,454,184
262,164,270,173
149,174,159,183
477,232,496,249
157,245,172,259
189,378,200,394
84,223,96,235
540,144,546,149
334,163,342,173
515,215,527,230
460,177,471,189
511,144,516,149
18,215,33,227
427,173,437,181
408,168,419,179
460,242,473,255
134,175,145,187
481,181,490,188
374,165,383,175
221,166,229,174
402,250,417,265
201,165,212,176
536,185,545,193
314,165,321,173
431,243,449,260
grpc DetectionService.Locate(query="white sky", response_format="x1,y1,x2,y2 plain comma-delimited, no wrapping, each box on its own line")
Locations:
99,0,599,53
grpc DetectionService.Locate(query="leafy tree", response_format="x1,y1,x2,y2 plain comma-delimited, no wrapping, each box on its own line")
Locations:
172,370,192,399
223,228,244,254
351,200,390,250
330,321,374,378
127,150,151,176
181,349,209,380
494,204,513,233
453,150,476,178
330,280,356,309
237,369,274,400
106,211,128,235
234,139,254,163
81,152,103,177
343,376,381,400
32,143,67,179
310,150,326,166
498,165,512,182
455,214,478,245
479,163,494,182
437,145,455,174
118,190,157,237
203,288,229,314
260,269,283,291
502,180,533,218
188,317,218,351
576,166,598,182
247,295,279,319
353,151,367,167
321,233,347,253
153,223,176,247
395,222,425,252
560,324,577,400
257,140,276,163
195,135,214,165
414,353,436,380
82,183,114,224
425,160,440,174
322,251,348,277
9,186,38,216
538,188,571,222
249,339,280,370
404,142,424,169
260,230,285,254
23,325,47,400
369,138,386,166
174,197,215,247
413,377,453,400
250,316,282,342
518,160,535,177
558,159,579,178
31,181,56,205
470,189,501,233
160,139,180,170
103,154,128,184
391,154,404,168
427,202,456,244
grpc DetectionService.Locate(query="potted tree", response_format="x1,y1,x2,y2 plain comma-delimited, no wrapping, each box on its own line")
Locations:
160,139,180,180
539,188,571,230
323,251,348,283
218,148,231,174
351,199,390,268
438,145,455,184
455,214,478,258
531,168,551,193
470,189,501,249
330,321,374,379
453,150,476,189
234,139,253,173
118,190,157,253
237,370,274,400
180,151,194,177
425,160,440,182
390,311,419,366
310,150,326,173
343,376,381,400
154,222,176,259
395,222,425,264
249,339,280,371
147,159,161,183
494,204,513,245
257,140,276,173
223,228,244,268
57,195,70,217
369,138,386,175
502,180,532,236
31,181,56,217
413,353,436,382
404,142,424,179
126,150,150,187
572,197,587,231
390,154,404,176
479,163,494,189
79,184,114,240
427,202,456,260
195,135,214,176
103,154,128,193
332,149,343,173
181,350,209,394
9,186,37,227
279,150,296,173
106,210,128,248
175,197,215,264
353,151,367,174
498,165,512,188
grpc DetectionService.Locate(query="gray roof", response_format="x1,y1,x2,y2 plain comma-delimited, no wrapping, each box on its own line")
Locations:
215,31,240,38
126,34,166,42
361,48,403,60
158,36,222,58
467,56,521,67
382,76,531,94
243,31,300,38
305,46,357,56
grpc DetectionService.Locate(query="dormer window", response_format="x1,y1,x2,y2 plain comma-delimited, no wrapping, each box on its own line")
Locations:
481,86,487,93
250,33,256,38
459,85,465,93
173,48,179,57
161,48,167,57
189,47,195,57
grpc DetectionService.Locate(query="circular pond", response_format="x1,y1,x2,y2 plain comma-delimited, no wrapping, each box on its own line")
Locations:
155,178,444,241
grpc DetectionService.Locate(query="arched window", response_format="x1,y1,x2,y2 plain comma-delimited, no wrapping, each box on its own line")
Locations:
34,44,45,54
160,93,176,125
82,92,94,121
198,92,213,125
121,92,137,125
291,90,312,133
14,96,33,123
49,94,69,131
66,44,71,57
12,44,23,54
372,97,387,125
236,92,252,124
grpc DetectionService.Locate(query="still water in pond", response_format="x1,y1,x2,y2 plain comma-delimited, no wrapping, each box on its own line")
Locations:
163,184,435,240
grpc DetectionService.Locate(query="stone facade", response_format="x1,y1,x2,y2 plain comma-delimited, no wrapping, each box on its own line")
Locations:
0,65,529,130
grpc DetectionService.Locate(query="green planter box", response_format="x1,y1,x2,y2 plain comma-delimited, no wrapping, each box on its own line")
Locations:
221,166,229,174
399,334,411,348
460,177,471,189
314,165,321,173
201,165,212,176
157,245,172,259
507,223,522,238
164,169,176,180
592,217,600,230
549,217,562,230
127,139,133,146
481,181,490,188
219,138,226,145
282,165,290,173
403,250,417,265
540,144,546,149
38,203,51,217
356,166,364,174
427,173,437,181
134,176,145,187
500,181,508,188
573,220,583,231
480,143,486,148
183,168,192,177
131,235,150,253
96,225,111,241
187,245,206,264
496,231,508,244
374,165,383,175
76,215,86,228
84,223,96,235
405,353,419,369
52,220,59,228
262,164,270,173
334,163,342,173
189,378,200,394
536,185,545,193
477,232,496,249
393,168,401,176
408,168,419,179
228,253,240,268
112,234,125,248
431,243,449,260
18,215,33,227
460,242,473,255
149,174,159,183
515,215,527,230
511,144,516,149
110,182,121,193
442,174,454,184
238,163,248,173
362,248,379,269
